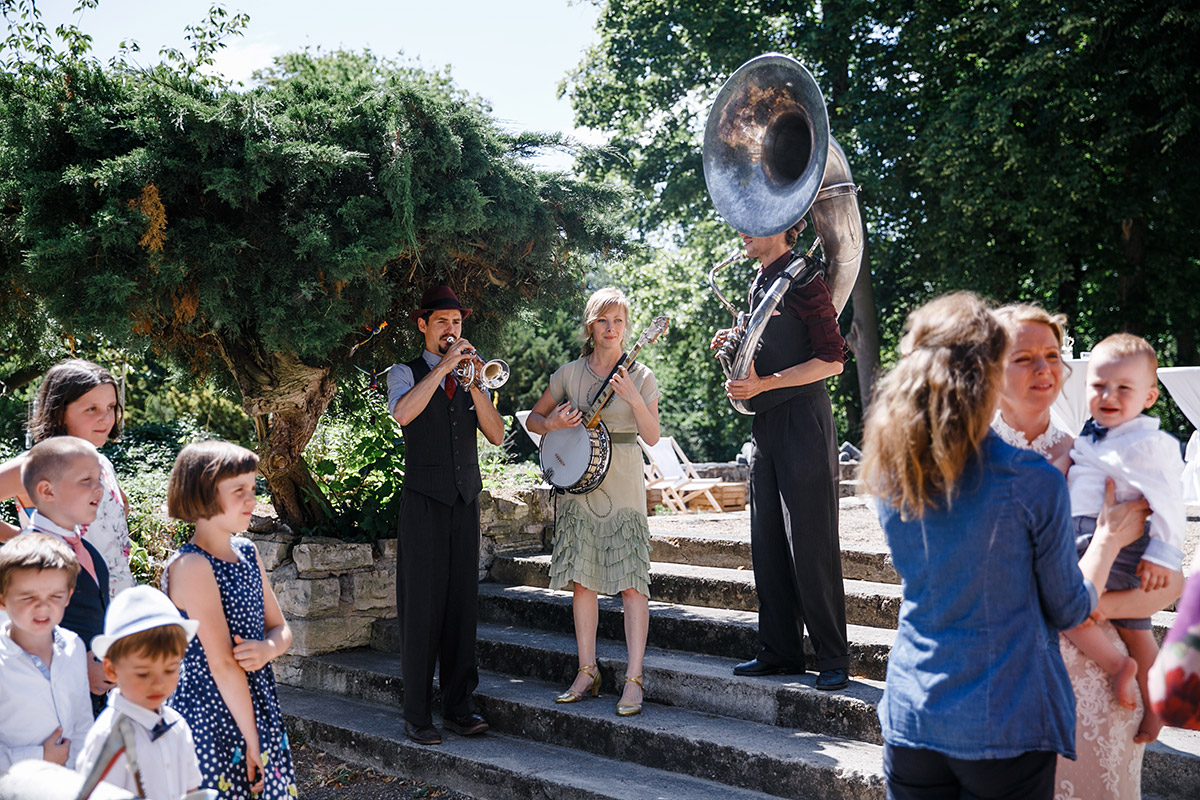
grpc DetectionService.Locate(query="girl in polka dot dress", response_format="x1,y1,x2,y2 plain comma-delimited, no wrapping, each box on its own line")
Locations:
163,441,297,799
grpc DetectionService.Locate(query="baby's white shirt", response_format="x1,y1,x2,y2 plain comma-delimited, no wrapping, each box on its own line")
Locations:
1068,414,1186,570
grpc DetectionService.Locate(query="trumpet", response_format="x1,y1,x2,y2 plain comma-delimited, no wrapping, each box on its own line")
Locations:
446,337,510,390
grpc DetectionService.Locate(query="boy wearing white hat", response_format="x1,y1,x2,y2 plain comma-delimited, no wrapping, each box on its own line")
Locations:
76,585,202,799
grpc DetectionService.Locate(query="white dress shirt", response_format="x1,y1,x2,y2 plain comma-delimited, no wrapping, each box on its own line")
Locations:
0,621,93,773
1068,414,1186,570
76,689,202,800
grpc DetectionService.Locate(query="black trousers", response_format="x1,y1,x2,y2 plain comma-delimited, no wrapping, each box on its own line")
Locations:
396,489,480,727
883,743,1057,800
749,386,849,670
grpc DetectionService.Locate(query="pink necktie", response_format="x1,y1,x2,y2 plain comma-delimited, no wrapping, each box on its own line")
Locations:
62,531,99,586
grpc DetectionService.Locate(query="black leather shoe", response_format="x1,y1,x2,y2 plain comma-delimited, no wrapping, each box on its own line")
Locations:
404,722,442,745
733,657,806,677
444,712,489,736
815,668,849,691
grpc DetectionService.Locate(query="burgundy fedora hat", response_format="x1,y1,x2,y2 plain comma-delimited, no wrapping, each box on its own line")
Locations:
411,285,473,322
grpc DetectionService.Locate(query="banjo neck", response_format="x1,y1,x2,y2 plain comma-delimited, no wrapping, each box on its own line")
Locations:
582,315,669,429
584,348,641,429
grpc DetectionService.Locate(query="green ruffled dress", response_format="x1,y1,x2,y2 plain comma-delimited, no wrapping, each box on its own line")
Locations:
546,357,660,597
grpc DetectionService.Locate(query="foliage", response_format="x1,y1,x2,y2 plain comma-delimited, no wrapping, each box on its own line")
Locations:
567,0,1200,444
0,2,629,527
304,385,405,541
102,419,214,585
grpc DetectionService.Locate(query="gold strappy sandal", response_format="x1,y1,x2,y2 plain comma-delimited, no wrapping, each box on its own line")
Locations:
556,664,601,703
616,674,644,717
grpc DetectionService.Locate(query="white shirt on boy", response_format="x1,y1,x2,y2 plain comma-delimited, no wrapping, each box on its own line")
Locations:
0,620,93,773
1068,414,1186,570
76,689,202,800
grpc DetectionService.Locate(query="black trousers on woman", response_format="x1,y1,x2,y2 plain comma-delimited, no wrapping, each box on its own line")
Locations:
749,385,849,671
395,489,481,728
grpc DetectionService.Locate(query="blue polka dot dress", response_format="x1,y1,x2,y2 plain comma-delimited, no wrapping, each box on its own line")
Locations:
165,537,297,799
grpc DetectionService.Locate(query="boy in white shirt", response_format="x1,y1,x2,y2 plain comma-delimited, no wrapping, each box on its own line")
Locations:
0,532,93,773
77,585,202,799
1066,332,1186,743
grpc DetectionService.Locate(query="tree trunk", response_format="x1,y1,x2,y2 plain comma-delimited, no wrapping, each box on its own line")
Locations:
217,337,337,530
846,236,880,412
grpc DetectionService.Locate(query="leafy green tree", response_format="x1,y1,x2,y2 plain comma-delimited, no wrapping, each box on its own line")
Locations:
1,7,625,528
567,0,1200,444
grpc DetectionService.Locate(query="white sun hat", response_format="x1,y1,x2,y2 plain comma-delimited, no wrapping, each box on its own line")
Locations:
91,585,200,659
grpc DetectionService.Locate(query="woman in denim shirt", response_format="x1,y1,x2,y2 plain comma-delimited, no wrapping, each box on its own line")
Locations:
861,293,1149,799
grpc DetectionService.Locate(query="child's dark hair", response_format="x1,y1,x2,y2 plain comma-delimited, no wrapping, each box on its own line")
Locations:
105,624,190,663
29,359,123,443
0,532,80,595
167,440,260,523
20,436,99,499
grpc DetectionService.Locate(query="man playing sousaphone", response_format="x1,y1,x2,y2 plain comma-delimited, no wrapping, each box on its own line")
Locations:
703,53,861,690
711,221,850,689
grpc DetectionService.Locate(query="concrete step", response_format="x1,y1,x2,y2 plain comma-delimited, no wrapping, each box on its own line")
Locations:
646,529,900,584
646,501,900,584
281,643,1200,800
278,649,887,799
489,554,1180,643
491,554,906,629
279,684,789,800
372,584,895,680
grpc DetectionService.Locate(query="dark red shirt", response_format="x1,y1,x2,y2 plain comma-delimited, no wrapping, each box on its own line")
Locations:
752,252,847,365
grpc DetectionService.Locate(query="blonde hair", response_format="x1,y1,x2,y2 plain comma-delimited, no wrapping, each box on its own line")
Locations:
861,292,1008,519
1091,332,1158,371
20,436,99,498
992,303,1067,349
167,440,259,523
581,288,630,357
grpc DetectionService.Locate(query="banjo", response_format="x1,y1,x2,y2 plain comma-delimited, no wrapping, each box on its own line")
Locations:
538,316,669,494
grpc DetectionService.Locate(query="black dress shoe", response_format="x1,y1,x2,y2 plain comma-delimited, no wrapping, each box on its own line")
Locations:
404,722,442,745
733,657,806,677
815,668,849,691
444,712,489,736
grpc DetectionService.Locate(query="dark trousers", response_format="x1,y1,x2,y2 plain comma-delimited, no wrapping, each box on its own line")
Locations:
883,743,1056,800
396,489,481,727
749,387,849,670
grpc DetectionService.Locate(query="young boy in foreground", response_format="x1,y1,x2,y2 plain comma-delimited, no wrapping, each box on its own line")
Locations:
76,585,202,798
0,532,93,773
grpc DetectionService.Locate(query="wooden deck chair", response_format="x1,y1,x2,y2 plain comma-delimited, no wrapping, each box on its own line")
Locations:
639,436,725,512
515,410,541,447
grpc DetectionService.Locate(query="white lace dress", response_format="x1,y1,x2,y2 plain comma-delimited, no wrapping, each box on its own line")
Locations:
992,413,1144,799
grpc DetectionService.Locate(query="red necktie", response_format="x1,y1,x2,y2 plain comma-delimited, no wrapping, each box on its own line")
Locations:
444,375,456,400
62,531,99,586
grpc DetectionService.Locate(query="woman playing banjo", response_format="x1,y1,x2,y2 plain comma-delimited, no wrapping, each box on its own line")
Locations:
526,287,661,717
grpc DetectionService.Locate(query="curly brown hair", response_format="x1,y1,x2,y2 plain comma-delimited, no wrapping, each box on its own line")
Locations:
861,292,1008,519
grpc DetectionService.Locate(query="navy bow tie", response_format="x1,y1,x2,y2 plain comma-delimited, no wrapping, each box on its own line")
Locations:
1081,418,1108,442
150,719,176,742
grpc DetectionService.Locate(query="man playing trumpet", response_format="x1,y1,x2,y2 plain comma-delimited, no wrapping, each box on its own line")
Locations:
387,285,505,745
711,221,851,690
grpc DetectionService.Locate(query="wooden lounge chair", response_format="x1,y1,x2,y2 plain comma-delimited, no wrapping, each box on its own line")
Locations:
640,436,725,513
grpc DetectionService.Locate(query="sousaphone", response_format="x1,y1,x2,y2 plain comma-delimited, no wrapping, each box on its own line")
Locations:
703,53,864,413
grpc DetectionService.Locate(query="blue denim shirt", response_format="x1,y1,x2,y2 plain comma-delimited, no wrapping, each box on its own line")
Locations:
877,432,1097,760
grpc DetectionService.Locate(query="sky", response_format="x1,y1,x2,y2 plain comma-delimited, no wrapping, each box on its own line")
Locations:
34,0,605,169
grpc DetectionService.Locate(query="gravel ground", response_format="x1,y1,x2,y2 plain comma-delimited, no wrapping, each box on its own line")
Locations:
293,744,476,800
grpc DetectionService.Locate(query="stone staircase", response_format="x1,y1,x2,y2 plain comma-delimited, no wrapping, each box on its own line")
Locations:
275,497,1200,799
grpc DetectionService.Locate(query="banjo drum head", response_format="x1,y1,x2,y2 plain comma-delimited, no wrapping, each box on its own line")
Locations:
539,425,593,488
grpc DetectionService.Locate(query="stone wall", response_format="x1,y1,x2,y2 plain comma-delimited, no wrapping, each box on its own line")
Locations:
251,485,553,657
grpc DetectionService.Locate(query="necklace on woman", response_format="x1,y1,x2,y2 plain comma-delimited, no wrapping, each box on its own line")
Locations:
991,411,1068,458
